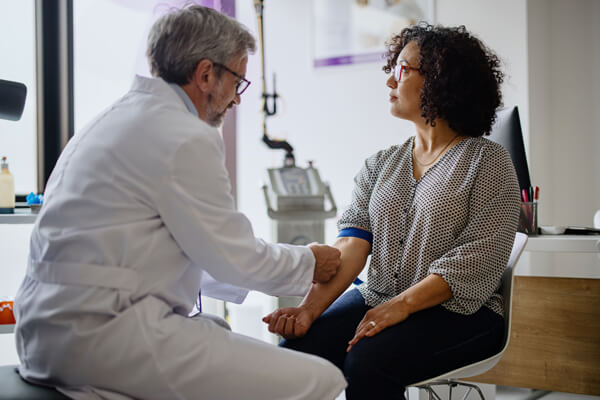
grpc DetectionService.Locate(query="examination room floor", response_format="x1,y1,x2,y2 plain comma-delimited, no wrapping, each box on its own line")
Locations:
332,386,600,400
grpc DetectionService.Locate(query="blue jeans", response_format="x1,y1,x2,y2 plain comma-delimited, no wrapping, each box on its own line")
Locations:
280,289,504,400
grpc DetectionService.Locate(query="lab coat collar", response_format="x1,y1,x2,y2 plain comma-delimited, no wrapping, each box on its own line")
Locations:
168,83,199,118
130,75,190,115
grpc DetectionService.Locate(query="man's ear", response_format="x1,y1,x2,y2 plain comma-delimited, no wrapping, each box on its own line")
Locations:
192,59,215,93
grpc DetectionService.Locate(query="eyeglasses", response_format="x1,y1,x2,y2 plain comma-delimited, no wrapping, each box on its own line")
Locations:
213,62,251,95
392,63,419,82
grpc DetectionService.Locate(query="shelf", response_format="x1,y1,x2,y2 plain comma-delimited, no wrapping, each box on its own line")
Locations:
0,209,38,224
0,324,15,334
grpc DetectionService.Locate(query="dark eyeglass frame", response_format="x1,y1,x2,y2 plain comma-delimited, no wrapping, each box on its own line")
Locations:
213,62,251,95
393,63,419,82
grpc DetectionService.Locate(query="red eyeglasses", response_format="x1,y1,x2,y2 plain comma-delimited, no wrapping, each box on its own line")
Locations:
392,64,419,82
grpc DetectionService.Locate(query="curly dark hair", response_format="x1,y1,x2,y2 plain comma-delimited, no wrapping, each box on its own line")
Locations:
383,23,504,137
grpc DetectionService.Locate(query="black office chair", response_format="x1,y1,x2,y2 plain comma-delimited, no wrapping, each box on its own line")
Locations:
0,366,69,400
0,79,27,121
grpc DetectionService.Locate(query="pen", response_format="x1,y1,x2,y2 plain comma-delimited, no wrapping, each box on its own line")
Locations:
534,186,539,201
528,186,534,203
522,189,529,202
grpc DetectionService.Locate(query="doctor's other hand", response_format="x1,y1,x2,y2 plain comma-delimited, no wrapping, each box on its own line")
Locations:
262,306,314,339
308,243,341,283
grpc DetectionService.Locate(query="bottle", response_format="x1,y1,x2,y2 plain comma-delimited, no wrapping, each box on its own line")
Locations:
0,156,15,214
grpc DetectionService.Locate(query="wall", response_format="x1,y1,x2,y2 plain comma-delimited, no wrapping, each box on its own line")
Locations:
528,0,600,227
435,0,529,142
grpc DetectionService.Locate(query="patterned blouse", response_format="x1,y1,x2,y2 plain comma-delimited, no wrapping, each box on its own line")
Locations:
338,136,520,316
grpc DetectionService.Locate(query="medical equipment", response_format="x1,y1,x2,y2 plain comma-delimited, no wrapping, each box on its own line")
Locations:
262,165,337,309
255,0,337,308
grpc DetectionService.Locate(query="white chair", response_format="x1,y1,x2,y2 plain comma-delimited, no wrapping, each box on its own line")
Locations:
408,232,528,400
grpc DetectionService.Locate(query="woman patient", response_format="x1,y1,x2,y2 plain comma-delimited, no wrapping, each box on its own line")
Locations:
263,23,520,399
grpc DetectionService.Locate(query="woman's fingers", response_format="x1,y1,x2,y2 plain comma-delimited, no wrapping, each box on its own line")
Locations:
347,317,385,352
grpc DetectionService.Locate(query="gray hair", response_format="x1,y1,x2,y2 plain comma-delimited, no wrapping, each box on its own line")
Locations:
147,5,256,85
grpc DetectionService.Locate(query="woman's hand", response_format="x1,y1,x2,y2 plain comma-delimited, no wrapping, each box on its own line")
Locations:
346,297,410,352
262,306,316,340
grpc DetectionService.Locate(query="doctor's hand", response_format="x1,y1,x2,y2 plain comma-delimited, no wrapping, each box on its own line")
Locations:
262,306,315,339
308,243,341,283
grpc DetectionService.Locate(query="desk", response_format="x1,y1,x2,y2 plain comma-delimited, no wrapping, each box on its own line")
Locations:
0,210,36,336
0,209,38,225
0,324,15,334
526,235,600,253
468,235,600,395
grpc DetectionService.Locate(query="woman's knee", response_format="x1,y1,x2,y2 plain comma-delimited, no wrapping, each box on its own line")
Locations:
343,342,381,383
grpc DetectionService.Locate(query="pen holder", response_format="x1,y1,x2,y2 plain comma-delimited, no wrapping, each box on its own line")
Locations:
518,201,538,236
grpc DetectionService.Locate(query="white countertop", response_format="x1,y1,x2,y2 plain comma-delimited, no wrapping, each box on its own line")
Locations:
519,235,599,279
526,234,600,253
0,208,38,224
0,324,15,334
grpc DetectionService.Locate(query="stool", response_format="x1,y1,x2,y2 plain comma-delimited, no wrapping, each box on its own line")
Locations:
0,365,69,399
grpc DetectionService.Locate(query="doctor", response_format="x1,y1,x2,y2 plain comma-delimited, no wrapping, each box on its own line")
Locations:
14,5,346,400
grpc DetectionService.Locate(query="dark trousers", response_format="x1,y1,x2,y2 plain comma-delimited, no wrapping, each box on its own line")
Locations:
280,289,504,400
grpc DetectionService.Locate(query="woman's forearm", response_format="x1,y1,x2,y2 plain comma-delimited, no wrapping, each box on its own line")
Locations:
300,236,371,320
394,273,452,315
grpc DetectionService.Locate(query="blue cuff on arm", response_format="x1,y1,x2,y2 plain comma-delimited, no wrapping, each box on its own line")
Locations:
337,227,373,245
337,227,373,286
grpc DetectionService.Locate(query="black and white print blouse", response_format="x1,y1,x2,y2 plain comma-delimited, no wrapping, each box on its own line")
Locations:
338,136,520,316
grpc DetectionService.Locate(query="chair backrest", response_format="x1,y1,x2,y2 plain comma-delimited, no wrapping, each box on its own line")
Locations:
409,232,528,385
499,232,528,354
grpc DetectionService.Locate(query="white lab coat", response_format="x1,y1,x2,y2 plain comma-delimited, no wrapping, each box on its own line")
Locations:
14,76,346,400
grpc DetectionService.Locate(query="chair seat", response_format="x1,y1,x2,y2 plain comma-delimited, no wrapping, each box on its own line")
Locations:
0,365,69,400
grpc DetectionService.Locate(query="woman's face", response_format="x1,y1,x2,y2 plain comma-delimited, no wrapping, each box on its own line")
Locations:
387,41,424,122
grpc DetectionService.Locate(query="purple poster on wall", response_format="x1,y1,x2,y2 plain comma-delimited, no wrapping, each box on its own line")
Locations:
313,0,433,68
196,0,235,17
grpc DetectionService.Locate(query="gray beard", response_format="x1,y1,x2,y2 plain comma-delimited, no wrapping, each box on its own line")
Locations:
206,93,228,127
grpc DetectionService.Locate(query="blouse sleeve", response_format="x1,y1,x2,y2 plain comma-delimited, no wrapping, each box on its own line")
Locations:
428,145,520,315
337,150,383,233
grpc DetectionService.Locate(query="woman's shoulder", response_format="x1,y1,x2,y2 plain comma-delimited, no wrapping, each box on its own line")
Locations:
366,137,412,164
461,136,511,163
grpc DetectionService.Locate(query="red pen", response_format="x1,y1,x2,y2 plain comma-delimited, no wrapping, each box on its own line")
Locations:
522,188,529,202
534,186,539,201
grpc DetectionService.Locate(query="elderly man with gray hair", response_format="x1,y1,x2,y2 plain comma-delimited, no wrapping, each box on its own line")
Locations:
14,5,346,400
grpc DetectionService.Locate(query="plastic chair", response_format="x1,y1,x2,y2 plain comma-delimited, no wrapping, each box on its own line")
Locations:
407,232,528,400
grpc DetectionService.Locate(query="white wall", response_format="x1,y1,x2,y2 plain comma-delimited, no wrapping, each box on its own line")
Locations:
0,1,38,194
528,0,600,227
436,0,529,141
236,0,412,246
